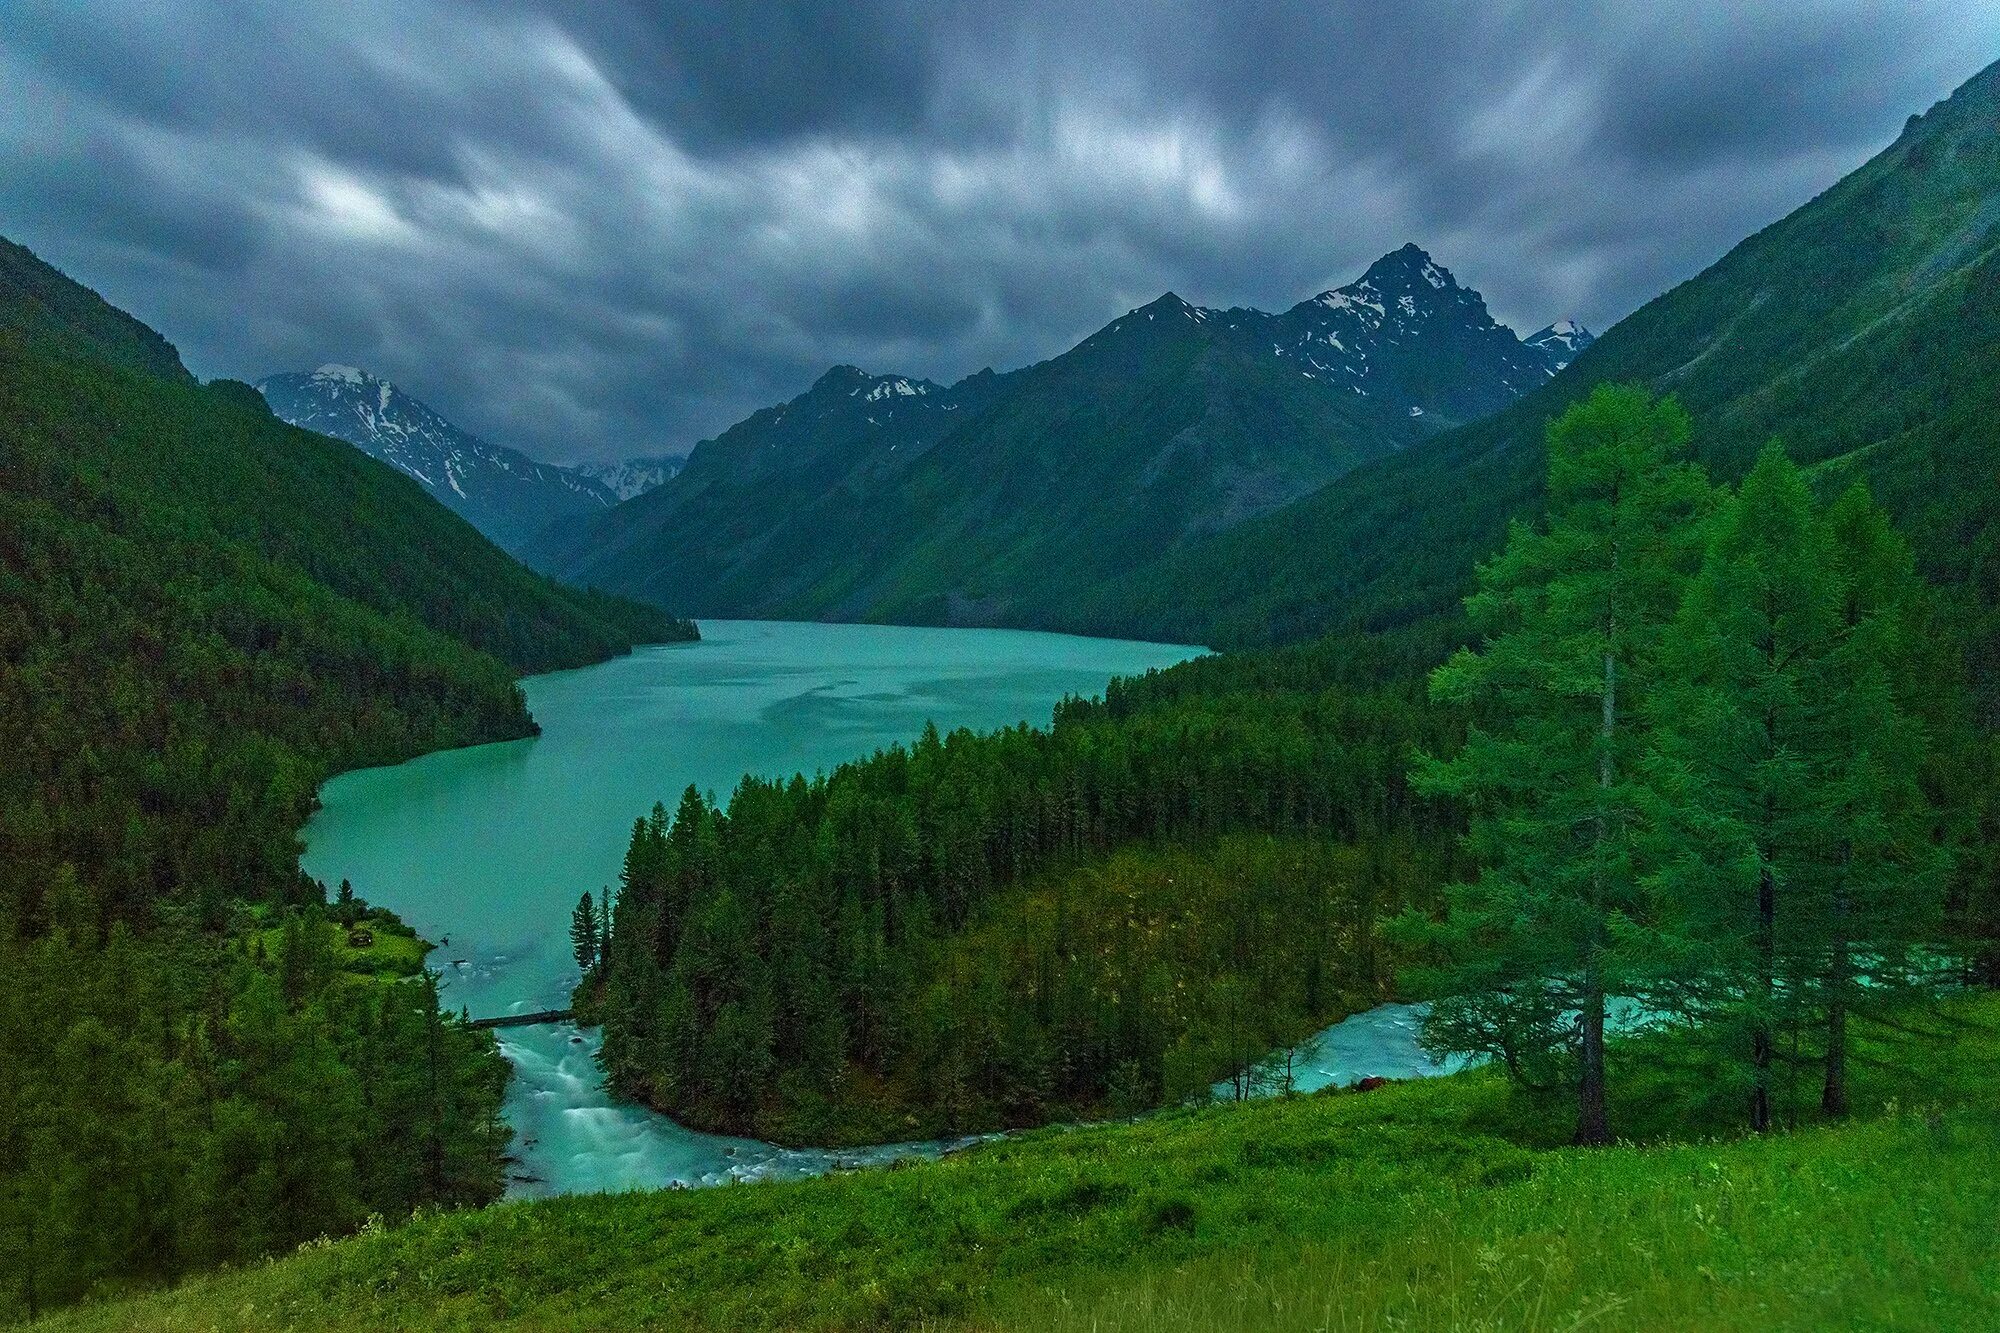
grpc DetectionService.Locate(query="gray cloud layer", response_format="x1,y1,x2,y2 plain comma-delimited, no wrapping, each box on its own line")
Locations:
5,2,1996,462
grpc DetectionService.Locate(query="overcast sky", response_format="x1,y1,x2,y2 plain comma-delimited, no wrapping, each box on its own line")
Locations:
5,3,1997,464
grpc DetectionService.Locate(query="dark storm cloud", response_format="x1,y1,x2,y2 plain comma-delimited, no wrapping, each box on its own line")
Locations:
541,1,943,151
3,1,1996,463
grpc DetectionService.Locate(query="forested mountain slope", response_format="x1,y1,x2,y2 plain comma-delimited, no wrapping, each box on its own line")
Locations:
1,238,692,922
0,237,690,1316
532,248,1582,624
0,236,189,380
1091,60,2000,697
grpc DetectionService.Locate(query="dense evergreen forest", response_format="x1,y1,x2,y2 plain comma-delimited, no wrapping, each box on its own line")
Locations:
592,387,1996,1152
588,653,1464,1141
0,239,691,1318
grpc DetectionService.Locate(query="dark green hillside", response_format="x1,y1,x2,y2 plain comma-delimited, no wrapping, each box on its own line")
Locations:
0,239,688,1317
0,243,690,926
850,296,1417,625
0,237,190,382
1092,61,2000,687
531,363,1013,616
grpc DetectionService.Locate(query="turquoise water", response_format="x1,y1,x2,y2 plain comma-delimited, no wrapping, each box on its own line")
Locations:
302,620,1202,1195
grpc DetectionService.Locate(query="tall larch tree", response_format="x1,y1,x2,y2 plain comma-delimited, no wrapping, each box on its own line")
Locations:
1647,444,1840,1132
1812,483,1950,1116
1650,456,1950,1128
1406,384,1714,1145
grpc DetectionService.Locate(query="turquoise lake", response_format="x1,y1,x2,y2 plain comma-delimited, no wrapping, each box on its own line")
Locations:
302,620,1203,1195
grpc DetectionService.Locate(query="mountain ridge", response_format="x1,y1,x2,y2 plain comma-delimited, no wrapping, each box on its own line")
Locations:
257,365,679,556
533,244,1586,623
1076,58,2000,688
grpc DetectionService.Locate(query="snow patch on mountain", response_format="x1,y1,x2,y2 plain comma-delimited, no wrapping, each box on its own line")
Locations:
256,364,627,556
1524,319,1595,371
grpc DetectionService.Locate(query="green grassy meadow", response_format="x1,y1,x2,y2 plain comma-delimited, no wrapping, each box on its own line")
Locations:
33,996,2000,1331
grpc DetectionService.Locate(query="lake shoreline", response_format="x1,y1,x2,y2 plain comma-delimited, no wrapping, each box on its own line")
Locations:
303,620,1203,1196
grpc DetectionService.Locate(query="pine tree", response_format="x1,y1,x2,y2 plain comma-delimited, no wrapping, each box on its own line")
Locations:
1404,385,1714,1144
570,892,599,976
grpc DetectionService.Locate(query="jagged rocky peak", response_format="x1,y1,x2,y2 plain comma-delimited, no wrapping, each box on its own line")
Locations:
1298,245,1487,332
1139,291,1210,319
806,364,939,402
1524,318,1595,367
1356,241,1460,292
1094,292,1214,343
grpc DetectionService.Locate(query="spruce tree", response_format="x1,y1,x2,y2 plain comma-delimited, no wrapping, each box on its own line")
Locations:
570,892,599,975
1406,384,1713,1145
597,884,613,979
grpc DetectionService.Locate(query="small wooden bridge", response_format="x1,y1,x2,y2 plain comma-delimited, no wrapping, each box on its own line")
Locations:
467,1008,574,1030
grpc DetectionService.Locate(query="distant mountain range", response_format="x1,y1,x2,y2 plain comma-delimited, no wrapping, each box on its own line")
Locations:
255,366,680,556
571,455,683,500
530,244,1588,623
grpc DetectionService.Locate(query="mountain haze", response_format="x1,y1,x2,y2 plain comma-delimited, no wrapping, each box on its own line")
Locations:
533,247,1584,624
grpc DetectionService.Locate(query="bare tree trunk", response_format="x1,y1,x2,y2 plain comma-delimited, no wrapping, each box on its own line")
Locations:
1753,857,1774,1133
1821,833,1853,1117
1752,640,1778,1134
1822,901,1852,1121
1576,984,1609,1145
1821,989,1848,1117
1578,609,1616,1148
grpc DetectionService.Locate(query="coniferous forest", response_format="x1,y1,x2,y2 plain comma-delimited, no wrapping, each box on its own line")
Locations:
0,238,693,1315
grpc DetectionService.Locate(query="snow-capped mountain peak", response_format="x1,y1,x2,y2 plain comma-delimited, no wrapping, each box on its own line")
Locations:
257,366,675,556
1356,242,1457,291
1523,319,1596,371
571,456,683,501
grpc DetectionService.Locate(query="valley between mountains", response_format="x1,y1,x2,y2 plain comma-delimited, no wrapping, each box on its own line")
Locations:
6,35,2000,1333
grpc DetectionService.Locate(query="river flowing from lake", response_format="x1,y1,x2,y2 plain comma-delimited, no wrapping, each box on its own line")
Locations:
303,619,1468,1198
303,620,1207,1195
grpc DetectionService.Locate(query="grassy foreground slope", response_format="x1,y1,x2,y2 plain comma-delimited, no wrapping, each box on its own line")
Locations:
40,997,2000,1331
